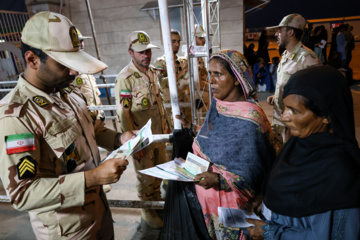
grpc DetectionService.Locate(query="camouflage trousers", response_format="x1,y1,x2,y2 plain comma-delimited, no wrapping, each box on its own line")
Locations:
271,123,291,153
132,144,166,201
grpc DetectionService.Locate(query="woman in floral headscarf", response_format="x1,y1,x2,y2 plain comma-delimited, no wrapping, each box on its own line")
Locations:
162,50,276,240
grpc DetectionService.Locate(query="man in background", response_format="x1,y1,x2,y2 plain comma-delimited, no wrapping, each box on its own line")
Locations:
154,29,190,124
72,29,105,121
115,31,168,229
267,13,320,150
195,24,210,112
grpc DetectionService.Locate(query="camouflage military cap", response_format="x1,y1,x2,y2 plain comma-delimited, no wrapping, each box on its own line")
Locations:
267,13,306,31
195,24,206,38
128,31,159,52
21,11,107,74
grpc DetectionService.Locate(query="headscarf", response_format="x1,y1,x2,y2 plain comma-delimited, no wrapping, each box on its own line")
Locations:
264,65,360,217
196,49,275,193
283,65,356,145
210,49,256,100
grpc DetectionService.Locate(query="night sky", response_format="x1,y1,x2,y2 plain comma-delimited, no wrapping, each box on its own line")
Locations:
0,0,27,12
245,0,359,29
1,0,358,28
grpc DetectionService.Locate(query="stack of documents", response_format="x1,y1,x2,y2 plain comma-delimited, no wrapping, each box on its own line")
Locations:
101,119,153,163
139,153,210,182
218,207,262,228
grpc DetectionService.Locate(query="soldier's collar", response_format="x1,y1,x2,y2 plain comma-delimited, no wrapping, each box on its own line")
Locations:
17,75,55,105
287,41,302,59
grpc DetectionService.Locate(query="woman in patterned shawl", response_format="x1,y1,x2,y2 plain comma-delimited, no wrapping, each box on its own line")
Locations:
162,49,276,240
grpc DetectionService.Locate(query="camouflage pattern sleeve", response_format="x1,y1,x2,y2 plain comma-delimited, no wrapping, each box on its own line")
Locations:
93,119,119,150
115,73,136,132
72,75,91,105
0,117,85,212
302,51,322,68
153,59,170,102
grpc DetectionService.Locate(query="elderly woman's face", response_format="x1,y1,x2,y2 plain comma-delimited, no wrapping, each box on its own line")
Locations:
208,59,241,102
281,94,329,138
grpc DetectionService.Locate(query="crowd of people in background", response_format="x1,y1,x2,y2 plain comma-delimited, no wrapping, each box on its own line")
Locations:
244,20,357,91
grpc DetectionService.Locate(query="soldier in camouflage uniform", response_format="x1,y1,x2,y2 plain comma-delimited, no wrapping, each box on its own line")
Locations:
0,12,135,239
195,24,210,112
115,31,168,229
153,29,190,125
267,14,321,150
72,29,105,121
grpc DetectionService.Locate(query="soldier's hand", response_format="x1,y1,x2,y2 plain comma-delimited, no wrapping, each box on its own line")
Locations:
85,157,129,188
121,130,138,145
133,149,144,162
175,114,191,129
177,78,189,90
267,95,275,105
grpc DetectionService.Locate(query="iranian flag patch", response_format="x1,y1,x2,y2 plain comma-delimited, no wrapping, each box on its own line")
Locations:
5,133,36,155
120,89,131,98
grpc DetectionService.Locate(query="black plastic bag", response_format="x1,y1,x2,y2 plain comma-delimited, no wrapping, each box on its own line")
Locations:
162,128,212,240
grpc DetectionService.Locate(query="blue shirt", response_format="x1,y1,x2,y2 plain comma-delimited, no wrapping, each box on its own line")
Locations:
262,208,360,239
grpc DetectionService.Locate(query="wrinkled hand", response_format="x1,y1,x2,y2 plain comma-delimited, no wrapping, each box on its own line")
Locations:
85,157,129,188
267,95,275,105
175,114,191,129
246,219,265,240
243,194,263,215
194,172,219,189
121,130,138,145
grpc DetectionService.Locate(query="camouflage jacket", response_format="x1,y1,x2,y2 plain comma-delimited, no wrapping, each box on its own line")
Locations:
72,73,105,120
273,42,321,126
115,61,169,135
153,54,189,102
0,75,118,239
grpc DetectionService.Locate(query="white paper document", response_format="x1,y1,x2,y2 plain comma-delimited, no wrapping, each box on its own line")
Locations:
319,40,327,49
138,153,210,182
101,119,153,164
218,207,262,228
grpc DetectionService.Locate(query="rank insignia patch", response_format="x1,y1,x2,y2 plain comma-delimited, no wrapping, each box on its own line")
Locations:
5,133,36,155
64,87,73,93
76,77,83,85
134,72,141,78
89,111,96,121
17,156,37,179
33,96,49,107
123,98,130,108
141,97,149,108
290,53,296,59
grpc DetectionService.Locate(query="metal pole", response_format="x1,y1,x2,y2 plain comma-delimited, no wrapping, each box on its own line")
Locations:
202,0,212,104
0,195,164,209
84,0,117,131
158,0,182,130
188,0,199,125
183,0,197,125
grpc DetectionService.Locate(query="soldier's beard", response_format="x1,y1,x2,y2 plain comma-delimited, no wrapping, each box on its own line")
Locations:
134,58,150,69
